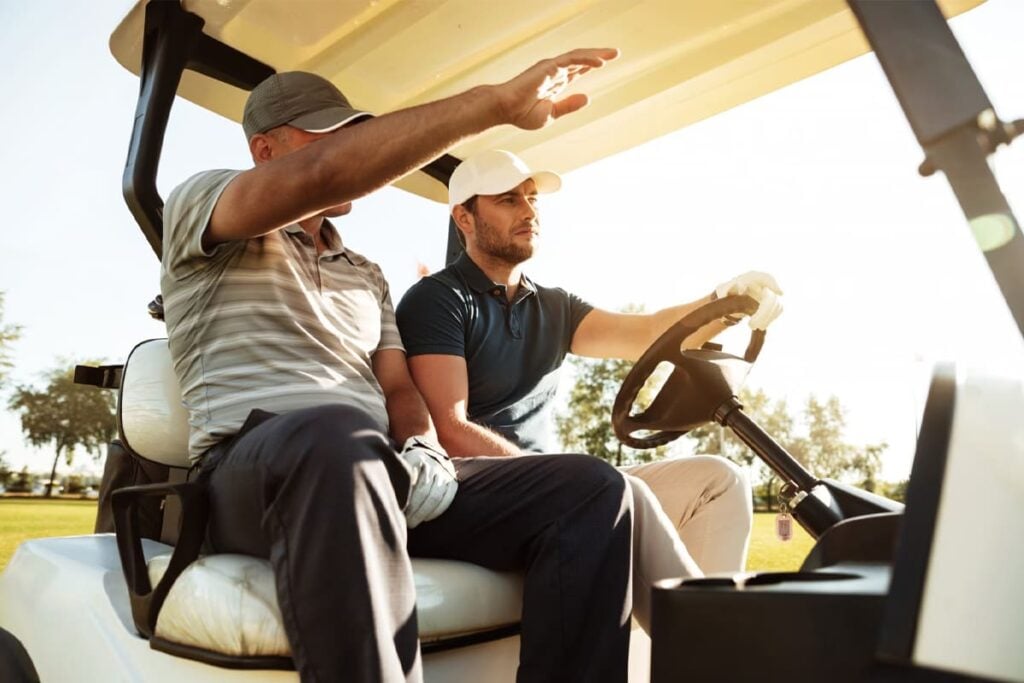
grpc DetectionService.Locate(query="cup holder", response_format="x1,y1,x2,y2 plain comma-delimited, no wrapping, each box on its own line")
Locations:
659,570,862,590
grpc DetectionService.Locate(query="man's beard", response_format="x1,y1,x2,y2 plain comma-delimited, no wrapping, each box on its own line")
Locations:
474,215,535,265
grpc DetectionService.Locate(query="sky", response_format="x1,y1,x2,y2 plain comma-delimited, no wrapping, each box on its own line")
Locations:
1,0,1022,482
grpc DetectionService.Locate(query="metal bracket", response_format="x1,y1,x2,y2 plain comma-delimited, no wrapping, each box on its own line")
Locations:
74,364,124,390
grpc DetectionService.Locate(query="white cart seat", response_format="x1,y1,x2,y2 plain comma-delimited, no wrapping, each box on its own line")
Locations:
148,553,522,657
118,339,523,659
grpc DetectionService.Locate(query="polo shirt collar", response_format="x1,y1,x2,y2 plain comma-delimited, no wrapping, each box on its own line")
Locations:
283,221,349,260
453,252,536,300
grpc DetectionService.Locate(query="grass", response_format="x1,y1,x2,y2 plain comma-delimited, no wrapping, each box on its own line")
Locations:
0,499,813,575
746,511,814,571
0,498,98,571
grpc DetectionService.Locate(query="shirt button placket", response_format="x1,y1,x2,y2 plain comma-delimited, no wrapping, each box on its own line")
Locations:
509,310,522,339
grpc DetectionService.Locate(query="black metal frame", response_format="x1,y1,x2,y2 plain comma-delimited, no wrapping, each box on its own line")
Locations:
124,0,273,256
874,364,956,666
848,0,1024,341
124,0,462,260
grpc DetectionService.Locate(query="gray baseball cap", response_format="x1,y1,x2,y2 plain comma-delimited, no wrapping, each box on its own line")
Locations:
242,71,372,140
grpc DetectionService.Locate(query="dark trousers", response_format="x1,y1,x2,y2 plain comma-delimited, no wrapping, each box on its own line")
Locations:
200,404,633,683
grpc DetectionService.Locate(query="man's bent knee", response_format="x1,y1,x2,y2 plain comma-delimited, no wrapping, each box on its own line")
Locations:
705,456,749,492
561,453,629,491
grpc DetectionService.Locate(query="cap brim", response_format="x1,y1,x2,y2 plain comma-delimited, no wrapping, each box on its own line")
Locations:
530,170,561,195
290,107,373,133
449,169,562,209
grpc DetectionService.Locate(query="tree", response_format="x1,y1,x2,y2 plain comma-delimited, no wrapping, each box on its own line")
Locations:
788,395,886,489
65,474,86,495
557,306,672,466
557,356,637,466
0,451,12,488
8,466,32,494
0,291,22,388
877,479,908,503
8,363,115,497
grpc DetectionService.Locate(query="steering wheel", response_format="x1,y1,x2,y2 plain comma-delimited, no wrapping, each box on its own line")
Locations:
611,295,765,449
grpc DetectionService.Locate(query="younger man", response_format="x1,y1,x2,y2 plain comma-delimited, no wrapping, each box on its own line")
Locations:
397,150,784,628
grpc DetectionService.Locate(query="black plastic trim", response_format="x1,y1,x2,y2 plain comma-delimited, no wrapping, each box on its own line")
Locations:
147,623,520,670
800,512,902,571
421,623,521,654
847,0,990,146
875,363,957,663
74,364,124,390
150,636,294,670
869,659,1002,682
111,480,209,639
422,153,461,187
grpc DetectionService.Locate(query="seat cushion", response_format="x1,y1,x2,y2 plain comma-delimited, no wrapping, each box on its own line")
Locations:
149,553,522,657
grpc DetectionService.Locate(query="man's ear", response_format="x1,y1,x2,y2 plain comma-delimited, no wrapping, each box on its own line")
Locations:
249,134,274,164
451,204,475,239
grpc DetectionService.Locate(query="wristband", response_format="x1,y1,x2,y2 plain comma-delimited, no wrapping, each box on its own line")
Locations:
402,435,449,459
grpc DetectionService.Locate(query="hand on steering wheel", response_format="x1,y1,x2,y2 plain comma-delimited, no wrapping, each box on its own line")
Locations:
713,271,784,330
611,295,765,449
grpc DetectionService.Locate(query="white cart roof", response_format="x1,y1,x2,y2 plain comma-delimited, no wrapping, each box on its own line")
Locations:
110,0,983,203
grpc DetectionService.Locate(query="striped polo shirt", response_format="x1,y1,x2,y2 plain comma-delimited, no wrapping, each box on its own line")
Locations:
161,169,403,463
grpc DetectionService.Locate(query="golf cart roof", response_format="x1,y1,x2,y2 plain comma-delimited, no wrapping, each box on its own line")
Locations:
110,0,984,204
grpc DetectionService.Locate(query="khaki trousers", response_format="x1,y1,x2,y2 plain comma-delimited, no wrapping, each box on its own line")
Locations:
622,455,753,631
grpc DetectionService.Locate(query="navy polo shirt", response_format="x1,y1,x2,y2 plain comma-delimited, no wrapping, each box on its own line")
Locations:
396,253,593,452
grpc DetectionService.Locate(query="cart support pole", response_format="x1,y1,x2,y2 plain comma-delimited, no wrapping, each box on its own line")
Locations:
849,0,1024,340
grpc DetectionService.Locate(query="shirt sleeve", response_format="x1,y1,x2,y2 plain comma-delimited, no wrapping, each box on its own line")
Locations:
396,277,469,357
564,288,595,336
162,169,245,281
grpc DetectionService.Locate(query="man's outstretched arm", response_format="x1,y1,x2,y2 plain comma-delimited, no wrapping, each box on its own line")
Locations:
406,354,523,458
570,271,785,360
570,296,725,361
208,48,619,246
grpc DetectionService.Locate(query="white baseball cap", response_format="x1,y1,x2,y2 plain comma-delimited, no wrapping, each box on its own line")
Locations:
448,150,561,210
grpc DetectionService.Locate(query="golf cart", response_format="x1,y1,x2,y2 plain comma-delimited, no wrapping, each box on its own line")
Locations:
2,0,1023,681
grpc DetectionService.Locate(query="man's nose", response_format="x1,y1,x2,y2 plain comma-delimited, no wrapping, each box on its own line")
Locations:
521,199,538,220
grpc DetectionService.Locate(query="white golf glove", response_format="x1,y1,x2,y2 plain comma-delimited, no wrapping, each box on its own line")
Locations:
400,436,458,528
713,271,784,330
747,287,783,330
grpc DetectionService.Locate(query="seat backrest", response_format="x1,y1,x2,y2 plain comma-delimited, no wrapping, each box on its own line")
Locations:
118,339,191,469
876,364,1024,680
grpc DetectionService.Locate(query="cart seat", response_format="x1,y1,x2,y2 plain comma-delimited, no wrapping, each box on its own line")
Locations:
116,339,523,665
147,552,522,659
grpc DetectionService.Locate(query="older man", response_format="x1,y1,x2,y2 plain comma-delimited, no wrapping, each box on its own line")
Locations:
162,55,636,683
397,150,784,629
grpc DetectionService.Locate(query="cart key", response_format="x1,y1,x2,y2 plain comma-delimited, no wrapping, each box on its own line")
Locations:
775,501,793,542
